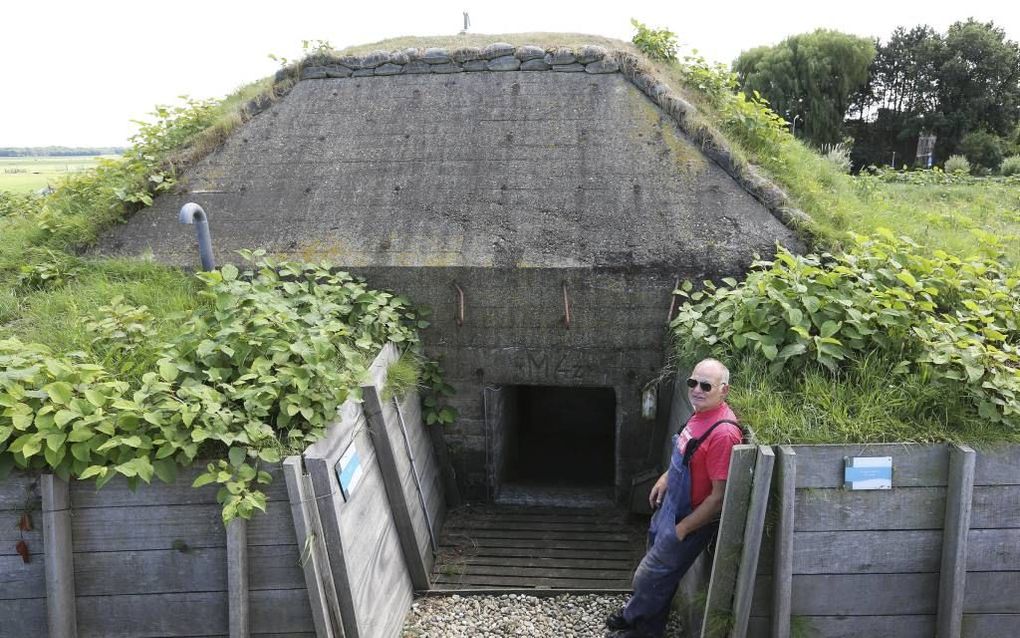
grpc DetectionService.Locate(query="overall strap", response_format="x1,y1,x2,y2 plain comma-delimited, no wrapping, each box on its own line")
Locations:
682,419,742,467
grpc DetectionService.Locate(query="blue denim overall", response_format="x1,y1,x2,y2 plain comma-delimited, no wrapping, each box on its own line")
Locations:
621,430,722,637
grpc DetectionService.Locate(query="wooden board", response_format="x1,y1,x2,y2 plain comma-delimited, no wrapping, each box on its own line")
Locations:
962,613,1020,637
791,444,948,488
306,393,414,638
791,530,942,574
0,554,46,600
964,572,1020,613
972,485,1020,528
973,446,1020,486
0,597,48,638
794,486,945,531
433,505,645,591
0,473,40,510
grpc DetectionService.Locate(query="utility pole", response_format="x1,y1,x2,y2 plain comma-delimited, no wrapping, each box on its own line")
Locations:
460,12,470,35
891,151,896,169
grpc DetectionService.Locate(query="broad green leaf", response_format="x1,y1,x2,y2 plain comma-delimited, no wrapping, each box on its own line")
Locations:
221,264,239,281
46,433,67,452
192,473,217,488
228,447,246,467
153,459,178,484
43,382,74,405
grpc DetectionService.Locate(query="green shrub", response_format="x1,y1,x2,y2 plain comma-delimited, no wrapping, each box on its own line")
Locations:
960,130,1005,173
1000,155,1020,176
821,142,852,173
670,232,1020,435
944,154,971,174
631,18,679,62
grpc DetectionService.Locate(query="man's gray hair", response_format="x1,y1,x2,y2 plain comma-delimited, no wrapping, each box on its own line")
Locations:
696,358,730,385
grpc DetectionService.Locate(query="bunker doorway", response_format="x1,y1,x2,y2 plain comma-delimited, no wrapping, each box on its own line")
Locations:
484,385,616,506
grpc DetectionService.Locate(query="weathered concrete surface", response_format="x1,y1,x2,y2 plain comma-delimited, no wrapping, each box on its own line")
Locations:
96,70,801,502
98,72,798,269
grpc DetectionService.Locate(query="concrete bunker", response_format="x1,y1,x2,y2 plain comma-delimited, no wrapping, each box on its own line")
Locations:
97,46,803,506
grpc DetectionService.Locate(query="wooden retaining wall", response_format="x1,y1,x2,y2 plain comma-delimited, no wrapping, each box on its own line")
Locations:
740,443,1020,638
0,464,314,638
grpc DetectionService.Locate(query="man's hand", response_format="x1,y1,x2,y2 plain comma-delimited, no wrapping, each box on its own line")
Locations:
674,520,690,542
648,472,669,509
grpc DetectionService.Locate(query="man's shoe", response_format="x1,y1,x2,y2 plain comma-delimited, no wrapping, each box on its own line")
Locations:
606,628,657,638
605,608,630,630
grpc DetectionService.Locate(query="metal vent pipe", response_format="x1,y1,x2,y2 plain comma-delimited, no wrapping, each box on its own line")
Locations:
178,203,216,271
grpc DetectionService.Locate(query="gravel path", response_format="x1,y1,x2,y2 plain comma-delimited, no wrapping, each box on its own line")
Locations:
401,593,685,637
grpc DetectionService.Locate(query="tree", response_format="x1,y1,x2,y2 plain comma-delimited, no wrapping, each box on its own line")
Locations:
934,19,1020,161
734,30,876,146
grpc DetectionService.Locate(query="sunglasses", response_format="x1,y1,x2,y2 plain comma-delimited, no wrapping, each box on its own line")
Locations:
686,378,719,392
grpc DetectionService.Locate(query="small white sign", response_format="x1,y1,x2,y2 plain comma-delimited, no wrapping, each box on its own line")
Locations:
844,456,893,490
335,443,364,501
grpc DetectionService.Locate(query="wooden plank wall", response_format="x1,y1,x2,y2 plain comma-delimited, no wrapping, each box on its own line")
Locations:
0,472,47,638
747,443,1020,638
363,343,446,583
0,464,314,637
305,397,414,638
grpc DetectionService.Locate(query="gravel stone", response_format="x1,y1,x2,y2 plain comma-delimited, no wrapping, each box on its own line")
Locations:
400,593,684,637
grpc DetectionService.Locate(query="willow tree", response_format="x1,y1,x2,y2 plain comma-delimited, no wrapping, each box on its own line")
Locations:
734,29,876,146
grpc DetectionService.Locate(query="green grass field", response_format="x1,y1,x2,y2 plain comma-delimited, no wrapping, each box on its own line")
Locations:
0,155,119,193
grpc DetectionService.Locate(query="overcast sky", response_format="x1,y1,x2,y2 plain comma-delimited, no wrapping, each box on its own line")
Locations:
2,0,1017,147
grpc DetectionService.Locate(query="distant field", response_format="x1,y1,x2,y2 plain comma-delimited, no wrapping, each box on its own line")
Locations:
0,155,119,193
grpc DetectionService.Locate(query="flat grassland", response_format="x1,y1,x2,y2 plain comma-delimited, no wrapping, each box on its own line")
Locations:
0,155,119,193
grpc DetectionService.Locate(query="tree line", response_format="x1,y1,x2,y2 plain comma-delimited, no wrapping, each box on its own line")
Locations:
0,147,125,157
733,19,1020,172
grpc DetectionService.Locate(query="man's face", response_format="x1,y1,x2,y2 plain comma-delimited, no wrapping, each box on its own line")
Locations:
687,363,728,413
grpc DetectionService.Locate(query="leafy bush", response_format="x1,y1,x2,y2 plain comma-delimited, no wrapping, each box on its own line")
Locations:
631,19,679,62
1000,155,1020,176
944,154,971,174
670,232,1020,434
960,130,1005,173
0,253,434,521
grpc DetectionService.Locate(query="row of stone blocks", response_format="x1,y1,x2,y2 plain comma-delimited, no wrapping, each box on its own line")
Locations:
297,43,621,80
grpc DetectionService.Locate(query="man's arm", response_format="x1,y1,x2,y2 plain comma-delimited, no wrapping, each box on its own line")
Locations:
648,471,669,509
674,479,726,541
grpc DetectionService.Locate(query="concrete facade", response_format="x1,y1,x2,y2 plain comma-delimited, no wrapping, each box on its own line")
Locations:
98,65,801,502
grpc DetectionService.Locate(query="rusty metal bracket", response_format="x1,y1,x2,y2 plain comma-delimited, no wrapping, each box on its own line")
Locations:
562,281,571,330
667,277,680,325
454,283,465,327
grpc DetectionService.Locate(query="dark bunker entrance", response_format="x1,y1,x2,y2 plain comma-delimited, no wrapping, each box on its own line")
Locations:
486,385,616,506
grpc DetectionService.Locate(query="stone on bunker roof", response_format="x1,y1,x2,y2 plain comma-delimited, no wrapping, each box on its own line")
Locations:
547,47,576,65
515,45,546,62
576,45,607,64
481,43,516,59
423,48,452,64
487,55,521,71
452,47,483,63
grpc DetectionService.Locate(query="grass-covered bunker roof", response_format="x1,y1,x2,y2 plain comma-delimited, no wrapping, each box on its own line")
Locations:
97,39,801,274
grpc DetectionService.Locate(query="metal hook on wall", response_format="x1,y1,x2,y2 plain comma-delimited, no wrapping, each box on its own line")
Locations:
562,281,571,330
666,277,680,325
454,283,465,327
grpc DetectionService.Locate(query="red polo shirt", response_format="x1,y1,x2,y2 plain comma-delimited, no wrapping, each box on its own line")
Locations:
676,402,742,508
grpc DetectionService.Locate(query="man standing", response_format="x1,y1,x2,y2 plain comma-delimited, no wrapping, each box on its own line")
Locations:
607,358,743,637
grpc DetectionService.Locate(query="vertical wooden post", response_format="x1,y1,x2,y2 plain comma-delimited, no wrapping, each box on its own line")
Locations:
731,446,775,638
41,474,76,638
283,456,344,638
226,517,249,638
362,384,430,590
936,443,975,638
701,445,757,638
771,446,796,638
